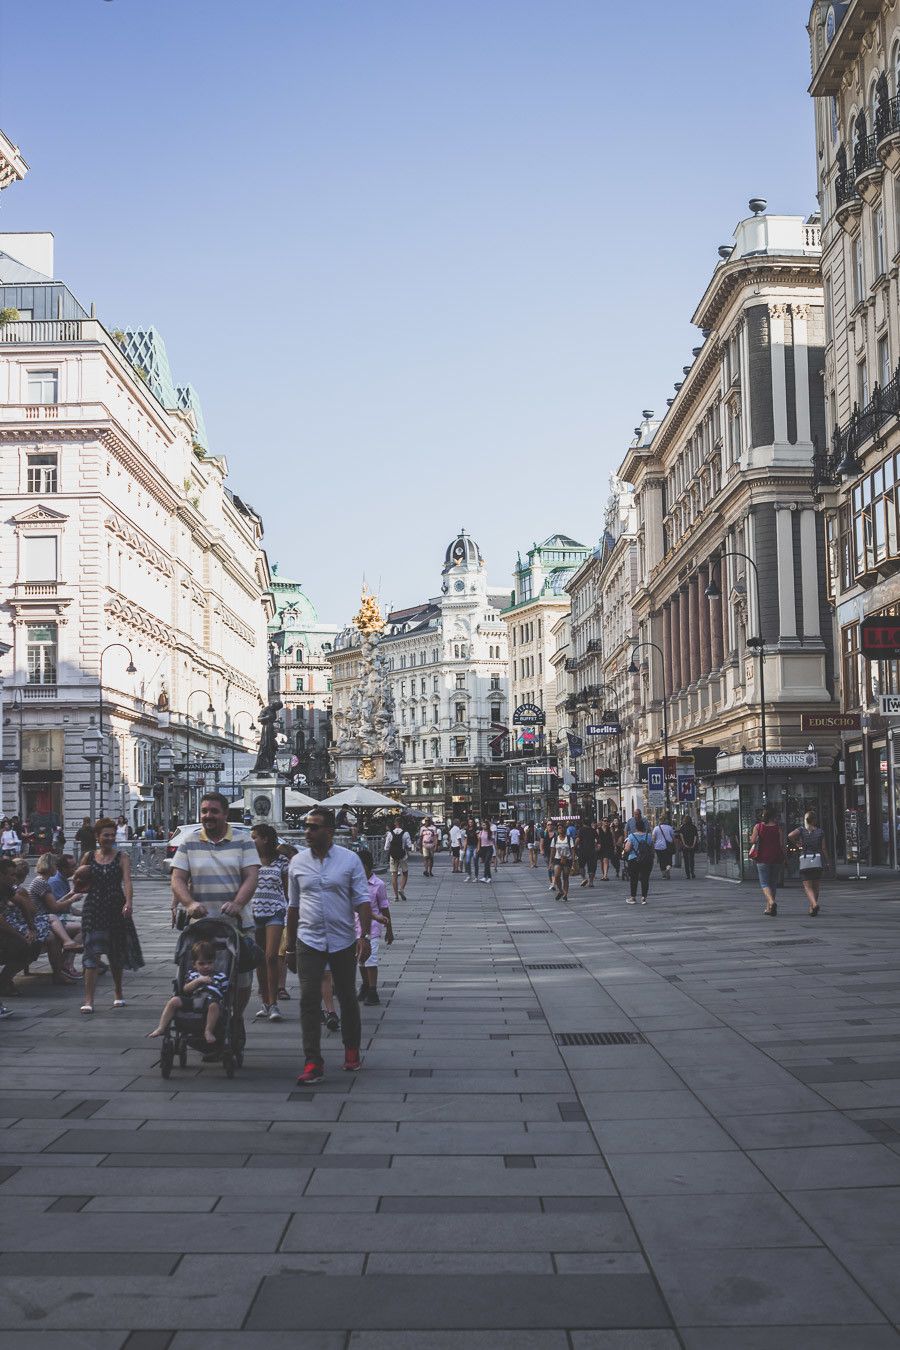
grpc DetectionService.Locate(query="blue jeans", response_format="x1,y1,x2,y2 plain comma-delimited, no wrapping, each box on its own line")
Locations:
756,862,777,892
464,845,478,877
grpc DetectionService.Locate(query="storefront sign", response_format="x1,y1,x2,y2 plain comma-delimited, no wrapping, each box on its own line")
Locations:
22,730,64,773
527,766,554,775
586,723,621,737
512,703,546,726
647,765,665,806
861,617,900,659
801,712,862,732
845,807,861,862
175,759,225,774
742,750,817,770
878,695,900,717
0,758,20,773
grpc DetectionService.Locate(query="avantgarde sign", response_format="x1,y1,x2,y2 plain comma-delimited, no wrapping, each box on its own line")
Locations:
860,616,900,660
512,703,546,725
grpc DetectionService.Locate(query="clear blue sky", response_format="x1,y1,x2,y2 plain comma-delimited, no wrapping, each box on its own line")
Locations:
0,0,817,620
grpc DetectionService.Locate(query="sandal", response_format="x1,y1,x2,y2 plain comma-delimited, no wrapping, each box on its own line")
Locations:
112,998,126,1008
809,905,820,917
80,1004,94,1015
764,904,777,916
277,987,291,1000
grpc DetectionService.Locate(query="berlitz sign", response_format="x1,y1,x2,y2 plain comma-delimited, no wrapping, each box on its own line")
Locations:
860,617,900,660
800,712,861,732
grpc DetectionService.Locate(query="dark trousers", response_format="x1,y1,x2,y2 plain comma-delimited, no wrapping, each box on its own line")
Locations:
479,846,493,880
628,861,652,898
682,846,696,879
299,941,360,1063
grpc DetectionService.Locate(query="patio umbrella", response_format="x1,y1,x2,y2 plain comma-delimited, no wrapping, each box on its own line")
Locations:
318,785,402,809
285,788,321,809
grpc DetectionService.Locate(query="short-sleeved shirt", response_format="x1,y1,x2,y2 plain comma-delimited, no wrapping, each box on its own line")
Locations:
184,967,229,1001
48,871,70,903
509,828,521,845
356,873,390,939
251,860,288,921
172,825,259,930
287,844,370,952
449,825,463,848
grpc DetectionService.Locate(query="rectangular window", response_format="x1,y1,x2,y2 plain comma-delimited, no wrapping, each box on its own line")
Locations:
874,206,886,277
22,535,58,580
420,678,426,695
294,677,304,691
26,370,58,404
431,738,440,759
824,273,833,343
841,623,860,710
853,234,865,305
27,452,57,493
878,333,891,390
26,623,57,685
858,358,870,408
455,702,465,724
326,679,332,692
433,675,438,692
454,737,466,757
490,674,500,690
455,674,465,689
490,704,501,725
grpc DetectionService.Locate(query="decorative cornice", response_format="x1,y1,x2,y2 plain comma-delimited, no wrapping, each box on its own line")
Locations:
105,511,173,578
105,590,176,646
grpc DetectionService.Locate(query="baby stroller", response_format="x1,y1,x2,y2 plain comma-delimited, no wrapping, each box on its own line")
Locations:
161,917,245,1079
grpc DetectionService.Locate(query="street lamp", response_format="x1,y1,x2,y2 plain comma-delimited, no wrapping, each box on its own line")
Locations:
705,550,769,805
98,642,137,814
628,641,671,814
82,731,103,824
156,742,175,834
5,684,25,823
183,689,215,824
595,683,624,821
229,710,255,806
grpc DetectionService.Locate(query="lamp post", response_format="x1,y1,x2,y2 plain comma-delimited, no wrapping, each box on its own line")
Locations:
628,641,671,814
156,743,175,835
704,550,769,805
229,710,255,806
596,683,624,821
98,642,137,814
82,731,103,824
182,689,215,824
6,685,25,823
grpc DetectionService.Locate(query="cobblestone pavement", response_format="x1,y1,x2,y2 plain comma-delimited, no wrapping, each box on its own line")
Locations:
2,855,900,1347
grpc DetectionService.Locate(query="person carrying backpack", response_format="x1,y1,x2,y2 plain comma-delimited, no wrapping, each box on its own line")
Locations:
384,821,413,901
623,815,655,905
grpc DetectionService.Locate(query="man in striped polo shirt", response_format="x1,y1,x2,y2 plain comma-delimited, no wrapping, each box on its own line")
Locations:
170,793,259,1024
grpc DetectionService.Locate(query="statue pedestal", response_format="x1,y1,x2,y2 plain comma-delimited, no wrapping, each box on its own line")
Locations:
333,750,403,792
242,774,285,826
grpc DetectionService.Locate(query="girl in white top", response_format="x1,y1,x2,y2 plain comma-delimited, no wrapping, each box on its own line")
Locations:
550,826,572,901
0,825,21,858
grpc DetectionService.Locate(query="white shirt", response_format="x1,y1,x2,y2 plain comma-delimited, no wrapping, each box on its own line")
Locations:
115,824,129,844
509,828,521,845
287,843,370,952
449,825,463,848
652,824,674,850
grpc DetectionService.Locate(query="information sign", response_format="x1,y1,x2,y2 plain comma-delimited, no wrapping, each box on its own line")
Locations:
845,807,860,862
585,723,621,737
647,765,665,806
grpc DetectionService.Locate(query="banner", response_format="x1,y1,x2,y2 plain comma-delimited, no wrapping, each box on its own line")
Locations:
566,732,584,759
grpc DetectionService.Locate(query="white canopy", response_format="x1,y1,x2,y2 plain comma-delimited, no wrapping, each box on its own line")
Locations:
318,785,402,809
284,788,321,809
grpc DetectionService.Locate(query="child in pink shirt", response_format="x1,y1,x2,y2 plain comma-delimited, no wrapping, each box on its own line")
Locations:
356,848,393,1006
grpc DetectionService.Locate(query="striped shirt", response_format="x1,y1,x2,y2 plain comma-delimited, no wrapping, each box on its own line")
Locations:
184,968,229,1001
172,825,259,929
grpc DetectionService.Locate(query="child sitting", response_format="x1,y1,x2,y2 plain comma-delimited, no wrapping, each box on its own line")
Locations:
147,940,228,1045
356,847,393,1006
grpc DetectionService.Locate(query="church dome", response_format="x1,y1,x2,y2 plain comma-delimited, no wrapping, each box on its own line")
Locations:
442,529,483,574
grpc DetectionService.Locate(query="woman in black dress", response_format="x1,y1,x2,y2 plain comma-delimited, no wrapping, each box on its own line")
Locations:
576,822,598,887
80,817,143,1014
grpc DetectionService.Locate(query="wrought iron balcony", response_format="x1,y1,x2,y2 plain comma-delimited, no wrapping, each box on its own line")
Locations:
564,657,578,672
586,637,602,654
835,168,860,211
854,132,880,177
876,94,900,143
812,360,900,487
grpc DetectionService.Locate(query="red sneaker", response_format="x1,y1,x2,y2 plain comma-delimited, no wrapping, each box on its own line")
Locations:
296,1059,324,1086
342,1047,362,1072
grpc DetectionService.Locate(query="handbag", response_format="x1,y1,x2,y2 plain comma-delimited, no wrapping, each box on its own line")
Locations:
799,852,823,872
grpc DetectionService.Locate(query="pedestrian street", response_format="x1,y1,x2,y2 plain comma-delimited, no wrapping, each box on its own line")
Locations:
2,855,900,1347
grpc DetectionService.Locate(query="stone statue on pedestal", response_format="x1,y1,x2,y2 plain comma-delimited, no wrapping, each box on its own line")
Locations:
331,589,403,790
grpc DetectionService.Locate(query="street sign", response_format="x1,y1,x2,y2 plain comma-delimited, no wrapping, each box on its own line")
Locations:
845,807,861,861
513,703,546,726
78,782,92,791
801,712,861,731
878,695,900,717
0,758,20,773
647,765,665,806
742,750,817,770
861,616,900,659
676,763,696,802
175,759,225,774
585,723,621,737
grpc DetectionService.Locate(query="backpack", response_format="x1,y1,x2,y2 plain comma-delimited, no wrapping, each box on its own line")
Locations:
631,832,654,867
388,830,407,861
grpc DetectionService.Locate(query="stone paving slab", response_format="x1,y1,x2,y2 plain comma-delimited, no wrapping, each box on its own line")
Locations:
2,858,900,1340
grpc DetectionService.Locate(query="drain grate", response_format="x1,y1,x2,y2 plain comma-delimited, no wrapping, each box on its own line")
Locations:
555,1031,647,1047
510,929,549,935
526,962,581,971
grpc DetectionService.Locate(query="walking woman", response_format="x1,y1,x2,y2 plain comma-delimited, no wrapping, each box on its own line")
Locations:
551,824,573,900
477,818,494,884
788,809,829,917
597,819,615,880
623,817,655,904
79,818,144,1014
652,814,675,879
464,817,479,882
750,806,784,917
577,821,598,887
251,823,288,1022
678,814,698,879
526,822,538,869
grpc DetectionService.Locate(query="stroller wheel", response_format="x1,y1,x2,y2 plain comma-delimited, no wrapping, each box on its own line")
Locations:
160,1041,174,1079
178,1046,188,1068
223,1052,235,1079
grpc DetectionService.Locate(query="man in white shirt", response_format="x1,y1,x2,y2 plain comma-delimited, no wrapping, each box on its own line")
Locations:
286,808,372,1085
384,821,413,901
508,824,522,863
448,819,463,873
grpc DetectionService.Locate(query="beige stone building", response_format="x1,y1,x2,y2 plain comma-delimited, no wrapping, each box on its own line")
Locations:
809,0,900,866
620,204,839,879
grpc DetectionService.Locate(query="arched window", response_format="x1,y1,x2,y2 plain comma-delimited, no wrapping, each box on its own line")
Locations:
894,41,900,98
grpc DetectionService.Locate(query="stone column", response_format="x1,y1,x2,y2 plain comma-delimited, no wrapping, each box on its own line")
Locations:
769,303,789,447
799,508,821,638
775,505,798,640
699,564,712,675
671,592,682,692
688,575,700,684
792,303,812,447
663,602,673,698
679,588,691,693
719,551,730,659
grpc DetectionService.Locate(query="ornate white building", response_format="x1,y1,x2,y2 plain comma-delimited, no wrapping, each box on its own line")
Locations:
331,530,509,819
267,569,337,799
0,208,272,831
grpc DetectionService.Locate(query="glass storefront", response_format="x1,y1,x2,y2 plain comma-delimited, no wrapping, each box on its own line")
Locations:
705,777,837,882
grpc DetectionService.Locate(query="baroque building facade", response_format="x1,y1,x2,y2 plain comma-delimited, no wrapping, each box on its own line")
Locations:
267,568,337,800
809,0,900,866
0,210,271,831
563,475,645,822
500,533,591,821
620,204,840,879
330,531,508,820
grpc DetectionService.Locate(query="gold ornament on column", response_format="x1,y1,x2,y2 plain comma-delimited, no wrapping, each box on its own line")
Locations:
353,587,385,636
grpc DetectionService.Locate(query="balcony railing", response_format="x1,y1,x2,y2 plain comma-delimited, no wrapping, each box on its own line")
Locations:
854,132,881,178
814,360,900,487
564,658,578,672
13,581,60,597
876,95,900,144
0,319,86,344
835,168,860,210
586,637,602,654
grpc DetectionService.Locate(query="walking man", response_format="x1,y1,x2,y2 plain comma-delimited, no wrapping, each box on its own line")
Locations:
286,808,372,1084
418,817,438,877
449,818,463,873
170,793,259,1040
678,814,697,880
384,819,413,900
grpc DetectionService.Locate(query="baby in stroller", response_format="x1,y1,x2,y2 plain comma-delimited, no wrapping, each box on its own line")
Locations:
148,938,228,1045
